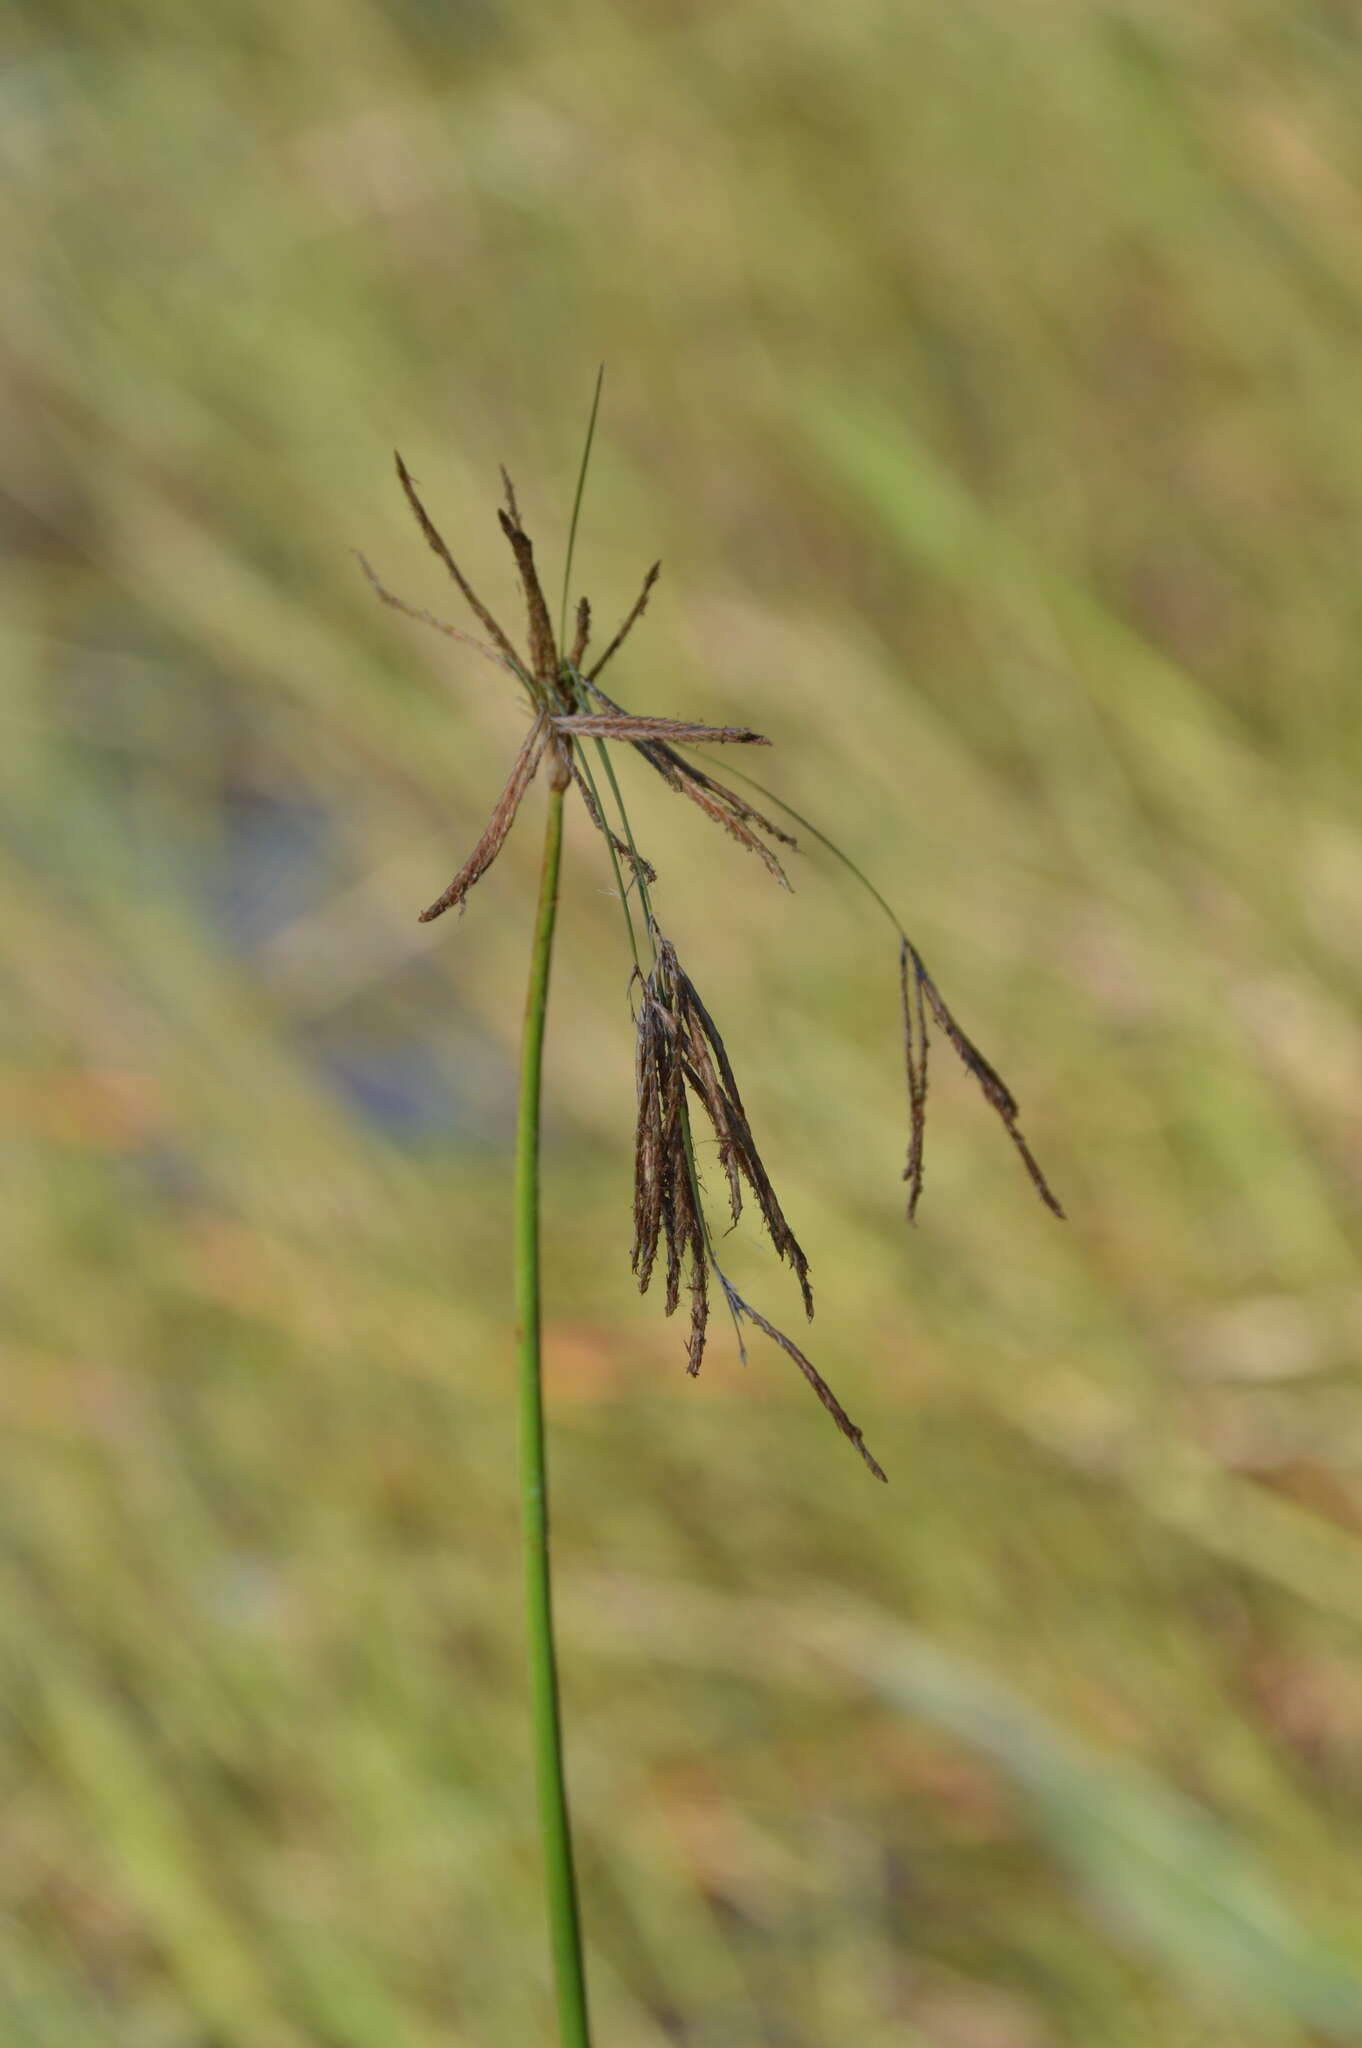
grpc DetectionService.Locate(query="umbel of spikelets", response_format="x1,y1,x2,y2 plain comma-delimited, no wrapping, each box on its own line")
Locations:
360,457,1063,1480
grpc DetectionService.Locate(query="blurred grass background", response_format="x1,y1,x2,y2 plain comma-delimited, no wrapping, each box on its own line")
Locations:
6,0,1362,2040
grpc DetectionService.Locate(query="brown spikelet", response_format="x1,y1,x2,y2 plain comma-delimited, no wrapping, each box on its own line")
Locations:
648,746,798,851
569,762,657,886
900,938,929,1221
393,452,525,672
658,1035,686,1315
417,714,548,923
657,762,793,889
631,991,666,1295
588,562,661,682
570,597,591,669
669,1136,708,1372
685,1236,710,1376
552,713,770,747
902,940,1065,1220
717,1274,886,1482
498,498,560,693
677,1006,743,1225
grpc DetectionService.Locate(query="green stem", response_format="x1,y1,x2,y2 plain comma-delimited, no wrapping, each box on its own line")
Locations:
514,781,592,2047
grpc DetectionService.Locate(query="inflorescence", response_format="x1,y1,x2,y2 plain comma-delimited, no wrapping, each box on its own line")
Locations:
360,456,1063,1480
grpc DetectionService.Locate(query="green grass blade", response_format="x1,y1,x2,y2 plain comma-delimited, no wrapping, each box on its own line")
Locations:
559,365,605,654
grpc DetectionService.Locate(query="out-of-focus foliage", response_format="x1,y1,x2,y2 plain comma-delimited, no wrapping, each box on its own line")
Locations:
5,2,1362,2041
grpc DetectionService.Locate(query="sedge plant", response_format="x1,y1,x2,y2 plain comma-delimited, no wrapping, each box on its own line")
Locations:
359,385,1062,2043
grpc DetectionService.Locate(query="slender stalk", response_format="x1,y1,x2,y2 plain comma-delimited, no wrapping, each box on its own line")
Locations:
514,782,592,2047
